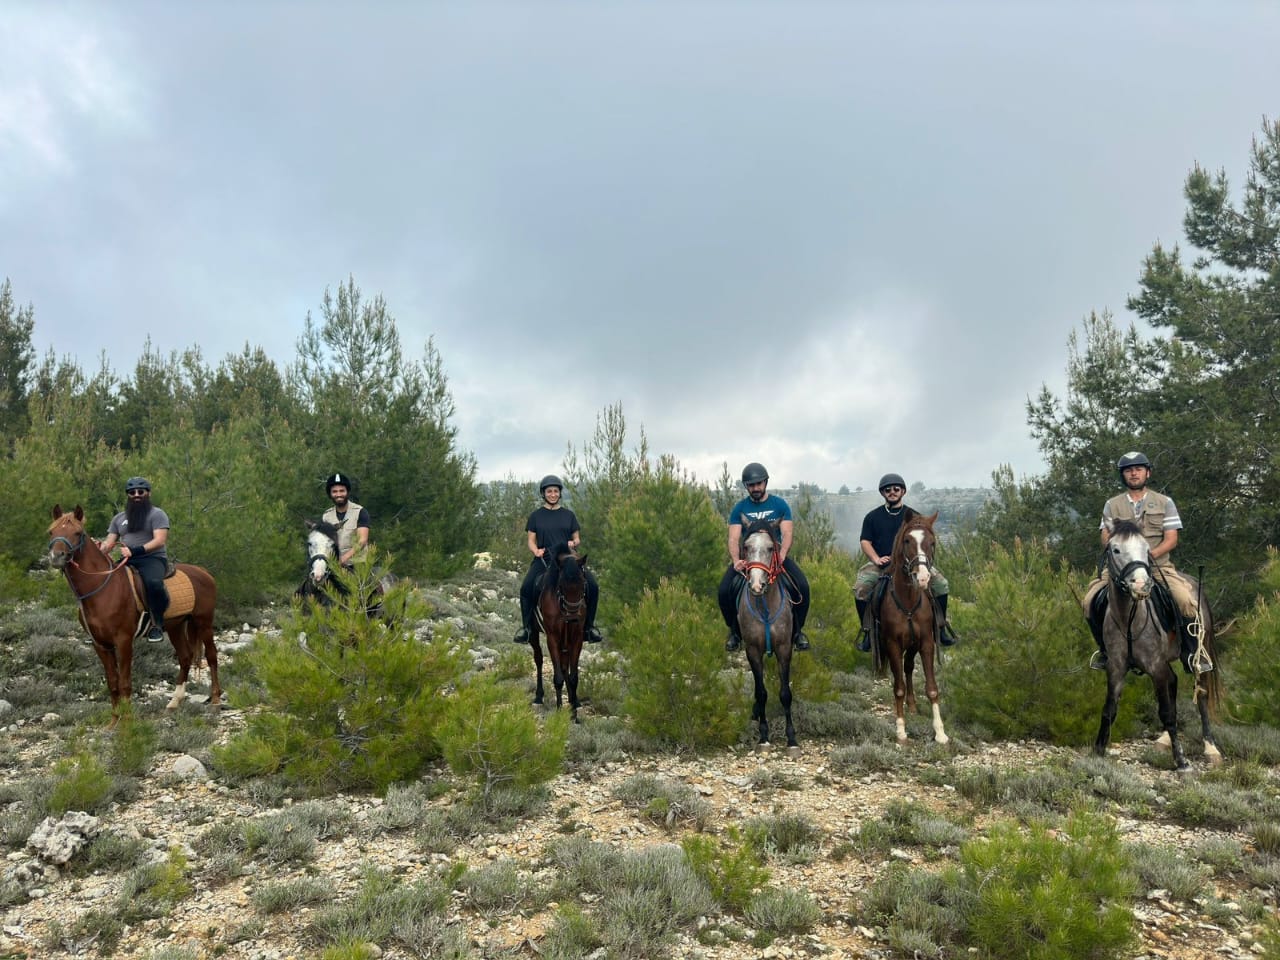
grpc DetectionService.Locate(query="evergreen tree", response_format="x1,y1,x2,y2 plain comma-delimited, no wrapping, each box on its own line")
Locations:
0,279,35,451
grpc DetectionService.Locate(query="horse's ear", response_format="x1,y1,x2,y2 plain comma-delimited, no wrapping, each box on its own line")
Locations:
305,519,317,531
578,553,588,567
902,507,918,524
52,504,63,519
926,511,939,526
75,505,85,521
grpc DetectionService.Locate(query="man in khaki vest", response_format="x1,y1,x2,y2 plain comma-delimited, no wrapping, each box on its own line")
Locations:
1082,451,1210,673
322,472,370,569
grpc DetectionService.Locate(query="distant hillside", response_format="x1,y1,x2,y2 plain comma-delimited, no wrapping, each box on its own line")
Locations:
774,486,993,551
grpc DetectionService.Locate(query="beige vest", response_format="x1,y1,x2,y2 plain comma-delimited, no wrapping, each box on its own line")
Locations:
322,501,366,559
1106,489,1175,570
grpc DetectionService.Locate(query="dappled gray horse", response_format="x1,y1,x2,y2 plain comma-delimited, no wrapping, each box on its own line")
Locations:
1096,519,1222,770
737,524,797,753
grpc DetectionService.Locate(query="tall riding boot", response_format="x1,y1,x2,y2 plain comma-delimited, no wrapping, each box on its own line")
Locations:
856,599,871,652
1178,616,1212,674
1088,610,1107,670
936,594,956,646
514,597,532,644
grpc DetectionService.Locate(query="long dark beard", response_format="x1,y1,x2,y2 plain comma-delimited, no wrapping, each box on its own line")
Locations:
126,497,152,530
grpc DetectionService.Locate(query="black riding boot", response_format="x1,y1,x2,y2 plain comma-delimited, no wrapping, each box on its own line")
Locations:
1088,611,1107,670
856,598,871,652
937,594,956,646
1178,616,1212,674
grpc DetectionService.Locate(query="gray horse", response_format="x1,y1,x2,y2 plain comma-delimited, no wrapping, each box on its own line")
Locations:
1095,519,1222,770
737,524,797,753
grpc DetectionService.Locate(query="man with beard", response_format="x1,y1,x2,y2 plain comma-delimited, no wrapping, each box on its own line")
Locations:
719,462,811,652
1082,451,1209,672
513,475,603,644
854,473,957,652
322,473,370,569
100,476,170,642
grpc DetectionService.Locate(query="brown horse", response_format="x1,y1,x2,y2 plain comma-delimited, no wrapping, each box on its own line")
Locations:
529,542,586,722
46,505,221,725
873,510,948,744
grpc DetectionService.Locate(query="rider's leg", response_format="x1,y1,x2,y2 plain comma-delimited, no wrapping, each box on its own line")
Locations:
718,566,742,651
514,563,539,643
134,556,169,642
1083,575,1107,669
584,570,603,643
783,557,811,650
854,565,876,652
1164,570,1212,674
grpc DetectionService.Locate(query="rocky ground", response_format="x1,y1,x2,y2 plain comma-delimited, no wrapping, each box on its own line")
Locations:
1,571,1276,960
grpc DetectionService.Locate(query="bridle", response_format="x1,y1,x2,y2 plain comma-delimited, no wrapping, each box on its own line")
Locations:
47,527,126,601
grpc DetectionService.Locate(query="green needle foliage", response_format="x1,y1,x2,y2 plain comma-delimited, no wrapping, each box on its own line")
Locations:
213,561,465,793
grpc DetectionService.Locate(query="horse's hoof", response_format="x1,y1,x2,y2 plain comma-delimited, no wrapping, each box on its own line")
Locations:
935,734,950,745
1204,743,1223,766
755,742,772,753
1155,731,1172,747
786,745,801,758
896,735,908,745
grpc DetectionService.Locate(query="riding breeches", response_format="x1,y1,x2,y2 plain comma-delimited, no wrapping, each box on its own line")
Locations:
854,561,949,601
520,560,599,630
718,559,809,634
129,555,170,622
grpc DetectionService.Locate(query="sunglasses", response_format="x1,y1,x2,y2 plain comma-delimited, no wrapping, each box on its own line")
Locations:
881,485,905,494
127,490,149,497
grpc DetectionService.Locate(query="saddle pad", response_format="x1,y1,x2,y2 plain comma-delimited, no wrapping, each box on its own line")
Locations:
128,569,196,619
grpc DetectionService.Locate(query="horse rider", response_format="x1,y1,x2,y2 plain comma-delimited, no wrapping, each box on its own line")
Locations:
719,462,811,652
513,475,604,644
99,476,170,642
1082,451,1210,673
854,473,957,652
322,472,370,570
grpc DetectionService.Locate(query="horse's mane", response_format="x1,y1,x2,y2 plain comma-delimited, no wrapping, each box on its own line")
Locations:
743,519,780,542
309,519,339,541
1109,519,1143,540
545,541,583,588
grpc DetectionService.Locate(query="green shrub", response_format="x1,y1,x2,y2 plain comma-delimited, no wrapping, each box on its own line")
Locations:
745,812,825,864
1225,548,1280,725
947,539,1136,745
251,876,334,914
542,902,602,960
743,886,821,936
961,812,1136,960
308,863,460,952
615,580,749,750
615,774,712,831
681,830,770,912
800,552,862,675
47,751,113,815
213,571,464,793
437,675,569,808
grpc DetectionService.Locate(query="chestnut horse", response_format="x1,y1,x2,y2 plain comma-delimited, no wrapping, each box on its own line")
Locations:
737,523,796,753
528,542,587,722
47,505,221,725
1095,518,1222,770
873,510,948,745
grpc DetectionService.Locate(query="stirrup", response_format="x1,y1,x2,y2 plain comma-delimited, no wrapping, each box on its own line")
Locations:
1089,650,1107,671
857,628,871,653
585,627,604,644
725,633,741,652
792,631,810,651
513,627,530,644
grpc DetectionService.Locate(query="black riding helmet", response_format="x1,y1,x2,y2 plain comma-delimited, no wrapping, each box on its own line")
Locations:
539,475,564,499
1116,452,1151,473
741,462,769,485
878,472,906,492
125,476,151,493
325,472,353,493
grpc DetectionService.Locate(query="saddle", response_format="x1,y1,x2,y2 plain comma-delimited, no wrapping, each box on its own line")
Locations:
126,565,196,619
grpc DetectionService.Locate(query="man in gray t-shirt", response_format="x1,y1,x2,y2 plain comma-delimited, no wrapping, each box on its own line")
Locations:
100,476,170,642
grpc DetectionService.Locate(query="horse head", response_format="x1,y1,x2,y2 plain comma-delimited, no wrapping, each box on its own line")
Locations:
304,519,340,585
742,523,779,597
47,504,88,571
1104,518,1152,599
895,511,939,591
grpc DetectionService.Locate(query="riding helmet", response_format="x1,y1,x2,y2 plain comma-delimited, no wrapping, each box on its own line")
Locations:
878,472,906,492
325,472,353,493
741,462,769,485
125,476,151,493
1116,452,1151,473
539,475,564,497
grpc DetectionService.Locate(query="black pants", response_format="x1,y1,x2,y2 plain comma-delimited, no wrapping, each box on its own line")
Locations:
129,554,169,624
717,558,809,637
520,559,599,631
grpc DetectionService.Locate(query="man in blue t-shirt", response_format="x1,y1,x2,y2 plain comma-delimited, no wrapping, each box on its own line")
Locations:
718,462,811,652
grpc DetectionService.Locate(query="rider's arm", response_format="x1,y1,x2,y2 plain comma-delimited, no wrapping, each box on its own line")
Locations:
860,538,882,565
527,530,544,558
122,527,167,561
342,525,370,565
727,524,744,571
100,532,119,555
778,519,794,563
1151,528,1178,561
569,528,581,549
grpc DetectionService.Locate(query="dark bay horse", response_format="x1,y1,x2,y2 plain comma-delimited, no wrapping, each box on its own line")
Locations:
528,543,587,722
737,523,797,753
1095,519,1222,769
46,505,221,725
873,510,948,745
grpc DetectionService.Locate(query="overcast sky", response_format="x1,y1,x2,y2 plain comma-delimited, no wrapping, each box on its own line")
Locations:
3,2,1276,490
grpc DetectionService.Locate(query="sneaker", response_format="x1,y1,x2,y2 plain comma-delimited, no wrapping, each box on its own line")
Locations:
792,631,810,651
146,624,165,643
513,627,530,644
585,626,604,644
725,633,742,652
857,629,871,653
1089,650,1107,671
